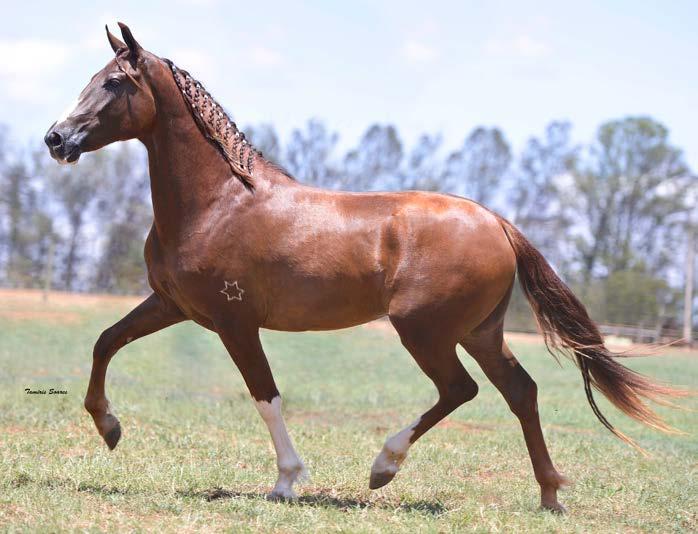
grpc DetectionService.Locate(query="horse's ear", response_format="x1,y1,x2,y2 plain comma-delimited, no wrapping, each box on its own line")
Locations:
117,22,143,58
105,25,126,53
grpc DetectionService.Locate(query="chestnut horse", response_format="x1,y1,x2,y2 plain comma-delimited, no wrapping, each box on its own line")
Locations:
45,24,683,512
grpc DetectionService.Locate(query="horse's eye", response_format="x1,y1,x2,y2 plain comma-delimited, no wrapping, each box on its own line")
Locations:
105,78,121,90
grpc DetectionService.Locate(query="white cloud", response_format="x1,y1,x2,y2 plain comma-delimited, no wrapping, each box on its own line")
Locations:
170,45,283,87
83,17,160,55
0,39,70,76
83,13,120,51
0,39,70,102
171,48,218,82
175,0,220,5
485,35,551,59
402,40,438,63
249,46,283,67
3,79,44,102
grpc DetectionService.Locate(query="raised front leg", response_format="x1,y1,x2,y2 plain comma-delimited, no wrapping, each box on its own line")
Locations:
215,321,306,500
84,293,184,449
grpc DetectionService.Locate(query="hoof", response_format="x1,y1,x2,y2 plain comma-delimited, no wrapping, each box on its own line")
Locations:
369,470,396,490
267,488,297,502
103,422,122,450
541,501,567,514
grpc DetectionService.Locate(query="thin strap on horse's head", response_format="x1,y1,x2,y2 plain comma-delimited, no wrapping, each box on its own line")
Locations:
115,55,145,92
162,57,257,190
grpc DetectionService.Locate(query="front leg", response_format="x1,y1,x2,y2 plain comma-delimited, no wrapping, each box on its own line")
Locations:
255,395,308,500
84,293,184,449
215,321,306,500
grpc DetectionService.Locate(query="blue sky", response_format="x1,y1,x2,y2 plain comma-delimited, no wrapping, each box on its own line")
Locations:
1,0,697,170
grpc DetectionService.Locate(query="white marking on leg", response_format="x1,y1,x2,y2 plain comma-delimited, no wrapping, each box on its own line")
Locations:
371,418,420,478
254,396,306,499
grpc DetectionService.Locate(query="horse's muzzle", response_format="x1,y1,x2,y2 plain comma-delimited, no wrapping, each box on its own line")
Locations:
44,123,82,164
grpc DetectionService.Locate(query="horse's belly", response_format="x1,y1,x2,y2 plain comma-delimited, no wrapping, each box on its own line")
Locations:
261,275,388,331
263,309,387,332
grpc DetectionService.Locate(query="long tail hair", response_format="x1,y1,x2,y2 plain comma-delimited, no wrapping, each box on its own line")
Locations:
498,216,688,452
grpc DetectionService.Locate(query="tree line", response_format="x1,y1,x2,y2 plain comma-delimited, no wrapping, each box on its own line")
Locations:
0,116,695,331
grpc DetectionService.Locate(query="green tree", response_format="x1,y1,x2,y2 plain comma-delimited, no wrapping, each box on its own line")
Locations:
286,119,338,187
45,151,108,290
244,123,282,165
93,143,151,294
2,161,33,285
400,133,442,191
570,117,690,282
510,121,576,271
341,124,403,191
443,127,511,206
0,137,58,289
603,268,675,326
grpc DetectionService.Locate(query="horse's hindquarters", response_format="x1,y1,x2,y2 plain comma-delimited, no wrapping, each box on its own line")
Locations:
384,197,516,338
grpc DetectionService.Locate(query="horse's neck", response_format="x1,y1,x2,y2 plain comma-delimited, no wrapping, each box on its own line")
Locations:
141,88,247,245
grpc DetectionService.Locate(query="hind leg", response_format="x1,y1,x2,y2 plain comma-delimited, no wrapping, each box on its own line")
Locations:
369,315,479,489
462,328,568,512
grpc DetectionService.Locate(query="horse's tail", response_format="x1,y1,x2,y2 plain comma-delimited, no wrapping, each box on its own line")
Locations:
498,216,688,452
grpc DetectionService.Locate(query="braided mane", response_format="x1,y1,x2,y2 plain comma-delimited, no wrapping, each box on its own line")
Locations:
163,58,259,189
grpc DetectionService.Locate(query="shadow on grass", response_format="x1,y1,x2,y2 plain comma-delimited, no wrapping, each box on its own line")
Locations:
9,474,129,497
76,482,129,495
177,487,447,515
12,474,446,516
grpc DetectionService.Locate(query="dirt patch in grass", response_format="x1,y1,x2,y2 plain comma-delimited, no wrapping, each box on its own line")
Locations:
547,424,596,435
0,309,82,324
0,503,33,523
59,445,93,459
288,409,400,427
3,425,28,435
436,418,497,432
362,318,395,335
0,288,144,310
504,329,697,355
503,331,541,344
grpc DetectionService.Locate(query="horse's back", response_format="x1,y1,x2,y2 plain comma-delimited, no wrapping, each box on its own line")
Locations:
298,187,517,305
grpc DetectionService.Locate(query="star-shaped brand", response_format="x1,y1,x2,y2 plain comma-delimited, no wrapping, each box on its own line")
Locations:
220,280,245,302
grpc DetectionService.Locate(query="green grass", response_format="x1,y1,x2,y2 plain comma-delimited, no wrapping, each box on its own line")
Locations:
0,291,696,532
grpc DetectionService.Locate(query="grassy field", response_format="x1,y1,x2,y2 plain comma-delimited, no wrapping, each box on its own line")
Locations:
0,289,696,533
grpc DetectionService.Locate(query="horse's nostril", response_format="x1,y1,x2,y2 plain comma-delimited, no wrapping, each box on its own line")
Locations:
46,131,63,148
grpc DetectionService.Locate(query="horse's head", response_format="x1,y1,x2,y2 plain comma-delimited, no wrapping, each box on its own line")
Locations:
45,23,159,164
